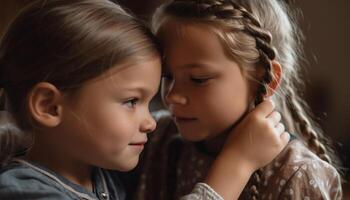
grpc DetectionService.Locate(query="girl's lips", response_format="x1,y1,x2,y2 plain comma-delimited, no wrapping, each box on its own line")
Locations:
129,142,146,151
129,140,147,146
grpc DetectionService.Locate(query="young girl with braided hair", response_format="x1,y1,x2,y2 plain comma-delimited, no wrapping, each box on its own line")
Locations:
133,0,343,199
0,0,289,199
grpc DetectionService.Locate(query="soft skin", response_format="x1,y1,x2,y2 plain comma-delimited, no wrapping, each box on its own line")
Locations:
25,58,161,189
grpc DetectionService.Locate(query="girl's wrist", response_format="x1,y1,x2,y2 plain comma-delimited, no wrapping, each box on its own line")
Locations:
219,148,257,176
220,144,258,174
204,149,256,199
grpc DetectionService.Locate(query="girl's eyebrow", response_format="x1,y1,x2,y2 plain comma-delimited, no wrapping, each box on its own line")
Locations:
181,62,215,70
123,86,157,96
162,62,216,73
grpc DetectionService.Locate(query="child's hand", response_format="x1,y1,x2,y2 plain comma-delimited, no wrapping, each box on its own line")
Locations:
204,100,289,199
222,99,290,171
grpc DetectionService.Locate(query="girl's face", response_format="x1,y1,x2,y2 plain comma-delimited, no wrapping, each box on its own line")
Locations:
159,20,256,141
60,58,161,171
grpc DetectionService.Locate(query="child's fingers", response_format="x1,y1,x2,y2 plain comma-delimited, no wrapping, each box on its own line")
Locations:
280,131,290,145
267,111,281,126
252,99,275,117
275,122,285,134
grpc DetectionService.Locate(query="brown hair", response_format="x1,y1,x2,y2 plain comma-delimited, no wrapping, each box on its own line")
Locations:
0,0,160,165
152,0,342,198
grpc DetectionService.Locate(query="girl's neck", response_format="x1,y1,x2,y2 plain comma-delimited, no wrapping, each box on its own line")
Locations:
199,106,252,156
23,137,93,191
197,132,229,157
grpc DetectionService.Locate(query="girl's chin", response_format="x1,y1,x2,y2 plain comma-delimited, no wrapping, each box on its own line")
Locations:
179,130,212,142
113,162,138,172
179,129,229,150
101,158,139,172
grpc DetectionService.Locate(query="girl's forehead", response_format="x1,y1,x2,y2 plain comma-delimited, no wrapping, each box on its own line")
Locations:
158,18,217,42
84,56,161,84
159,20,229,62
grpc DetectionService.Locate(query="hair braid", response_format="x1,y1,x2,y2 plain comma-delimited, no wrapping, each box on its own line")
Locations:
156,0,340,198
285,86,332,163
153,0,343,199
220,1,276,105
242,10,276,200
191,1,278,198
176,0,275,105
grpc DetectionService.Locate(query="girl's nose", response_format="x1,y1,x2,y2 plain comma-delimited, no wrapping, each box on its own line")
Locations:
140,113,157,133
165,92,187,106
163,82,188,106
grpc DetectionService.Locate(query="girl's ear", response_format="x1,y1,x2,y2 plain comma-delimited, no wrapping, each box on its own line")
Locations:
28,82,63,128
266,60,282,96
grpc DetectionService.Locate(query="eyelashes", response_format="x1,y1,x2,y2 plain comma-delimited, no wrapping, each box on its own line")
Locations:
162,73,214,84
123,98,139,108
190,76,213,84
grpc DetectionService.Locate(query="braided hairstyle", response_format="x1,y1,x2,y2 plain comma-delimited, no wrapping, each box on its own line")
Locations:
152,0,342,199
238,0,341,171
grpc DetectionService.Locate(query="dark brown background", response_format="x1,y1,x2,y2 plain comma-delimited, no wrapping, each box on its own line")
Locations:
1,0,349,198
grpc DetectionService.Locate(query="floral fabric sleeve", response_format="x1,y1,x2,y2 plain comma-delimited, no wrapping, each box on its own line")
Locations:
180,183,223,200
277,161,342,200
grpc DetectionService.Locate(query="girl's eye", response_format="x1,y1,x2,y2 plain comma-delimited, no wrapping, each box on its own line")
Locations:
124,98,139,108
190,77,212,84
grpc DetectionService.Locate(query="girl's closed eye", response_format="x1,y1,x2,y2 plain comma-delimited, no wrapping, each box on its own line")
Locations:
190,75,215,85
123,98,139,108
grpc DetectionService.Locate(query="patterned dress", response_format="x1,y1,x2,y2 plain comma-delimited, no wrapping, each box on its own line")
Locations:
133,111,342,200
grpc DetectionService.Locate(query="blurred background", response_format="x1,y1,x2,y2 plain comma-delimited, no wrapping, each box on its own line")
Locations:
1,0,349,198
